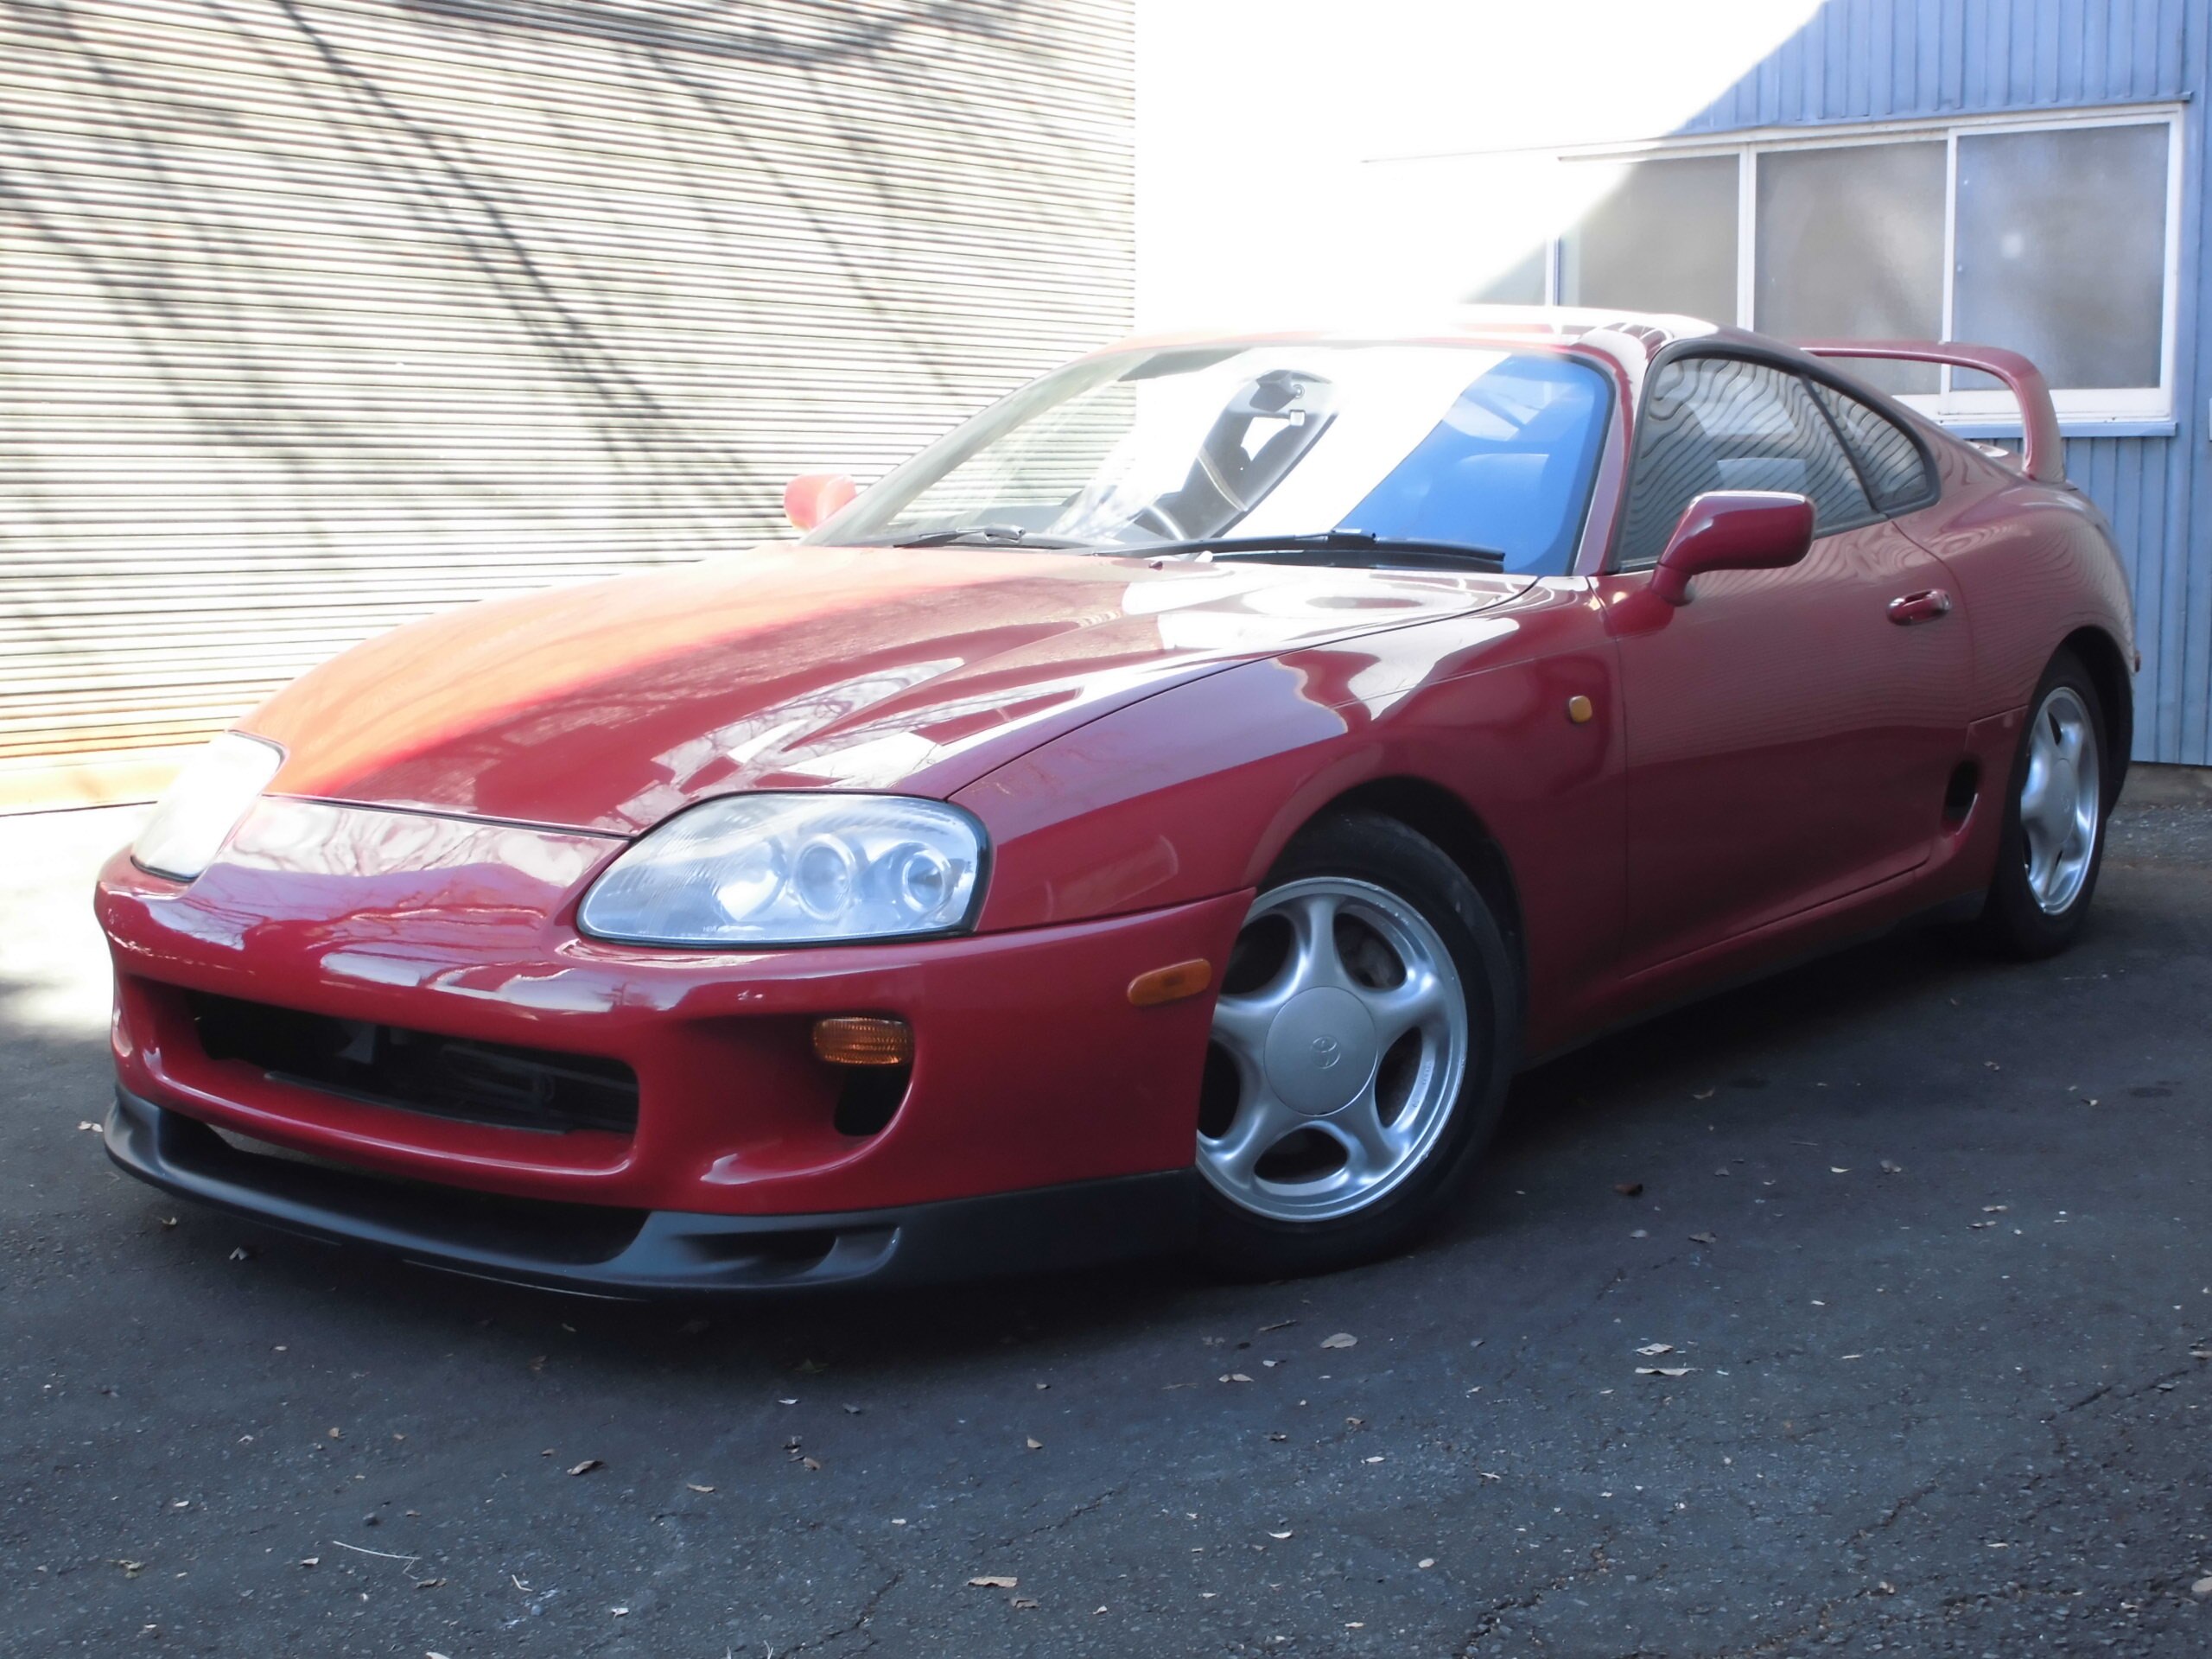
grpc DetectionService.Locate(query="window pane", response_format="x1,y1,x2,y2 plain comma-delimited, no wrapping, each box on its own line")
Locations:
1618,357,1871,569
1560,156,1738,323
1809,383,1932,512
1467,245,1548,304
1755,142,1944,395
1955,124,2168,391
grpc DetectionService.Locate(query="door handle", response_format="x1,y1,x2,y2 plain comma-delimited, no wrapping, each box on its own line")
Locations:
1887,588,1953,626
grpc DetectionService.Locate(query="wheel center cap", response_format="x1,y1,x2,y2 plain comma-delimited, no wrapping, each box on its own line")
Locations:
1264,987,1379,1116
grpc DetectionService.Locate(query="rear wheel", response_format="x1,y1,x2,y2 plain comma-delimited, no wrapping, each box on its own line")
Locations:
1193,812,1516,1277
1980,652,2110,958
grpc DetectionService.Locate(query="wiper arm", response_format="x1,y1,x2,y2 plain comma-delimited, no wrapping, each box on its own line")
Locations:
1137,530,1506,573
890,524,1090,550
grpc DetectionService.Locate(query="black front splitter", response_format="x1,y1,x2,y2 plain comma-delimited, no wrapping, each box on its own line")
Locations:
105,1089,1200,1299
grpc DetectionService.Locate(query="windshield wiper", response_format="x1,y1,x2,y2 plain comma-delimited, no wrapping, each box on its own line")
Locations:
1135,530,1506,572
890,524,1090,550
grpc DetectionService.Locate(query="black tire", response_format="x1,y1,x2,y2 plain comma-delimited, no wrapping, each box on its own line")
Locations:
1193,811,1518,1278
1980,649,2111,959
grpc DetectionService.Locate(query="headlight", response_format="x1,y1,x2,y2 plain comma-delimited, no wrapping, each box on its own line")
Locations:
131,732,284,881
577,794,986,947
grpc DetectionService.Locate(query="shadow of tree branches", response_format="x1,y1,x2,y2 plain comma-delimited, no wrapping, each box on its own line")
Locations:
0,0,1133,763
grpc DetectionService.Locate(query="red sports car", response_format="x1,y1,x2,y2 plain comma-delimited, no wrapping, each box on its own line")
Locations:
95,311,2134,1293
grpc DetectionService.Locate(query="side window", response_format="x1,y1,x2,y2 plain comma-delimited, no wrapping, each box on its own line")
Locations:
1808,382,1935,512
1616,356,1873,569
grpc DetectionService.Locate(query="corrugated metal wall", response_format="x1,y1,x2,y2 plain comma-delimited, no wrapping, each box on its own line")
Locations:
1681,0,2206,765
0,0,1133,793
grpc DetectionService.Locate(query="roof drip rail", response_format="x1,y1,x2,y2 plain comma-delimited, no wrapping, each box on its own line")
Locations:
1796,340,2064,486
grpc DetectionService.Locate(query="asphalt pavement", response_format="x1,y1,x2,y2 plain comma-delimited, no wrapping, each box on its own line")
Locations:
5,801,2209,1656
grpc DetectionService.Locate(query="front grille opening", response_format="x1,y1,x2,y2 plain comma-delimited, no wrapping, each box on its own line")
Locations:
1942,760,1980,827
833,1065,910,1137
192,994,639,1136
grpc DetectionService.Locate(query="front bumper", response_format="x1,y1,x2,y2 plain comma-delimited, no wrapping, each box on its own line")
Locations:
106,1089,1199,1295
96,798,1248,1229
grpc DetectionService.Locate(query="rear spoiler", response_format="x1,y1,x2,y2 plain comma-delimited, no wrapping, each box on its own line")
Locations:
1797,340,2063,486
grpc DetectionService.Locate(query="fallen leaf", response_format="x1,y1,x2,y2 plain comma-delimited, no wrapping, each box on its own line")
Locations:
298,1557,318,1568
1319,1333,1357,1350
1268,1529,1293,1540
1613,1181,1643,1198
1830,1166,1850,1175
1636,1366,1694,1378
1636,1343,1674,1357
801,1457,822,1471
1258,1319,1299,1333
1223,1373,1253,1384
610,1606,628,1616
77,1120,102,1133
117,1560,144,1576
326,1427,341,1440
1268,1432,1287,1442
2193,1576,2212,1598
566,1459,602,1477
1012,1596,1039,1609
413,1578,444,1590
969,1575,1019,1589
1418,1557,1436,1569
1880,1160,1904,1174
1688,1232,1716,1245
777,1397,798,1406
685,1483,714,1494
229,1247,255,1262
1363,1455,1385,1464
159,1217,177,1229
1713,1167,1731,1177
1025,1437,1043,1451
1693,1088,1715,1100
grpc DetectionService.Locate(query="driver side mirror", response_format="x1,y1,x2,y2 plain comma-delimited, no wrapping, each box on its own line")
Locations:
784,473,858,531
1649,490,1815,607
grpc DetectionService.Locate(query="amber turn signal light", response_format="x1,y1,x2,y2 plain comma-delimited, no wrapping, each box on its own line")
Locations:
1127,958,1211,1007
812,1015,913,1067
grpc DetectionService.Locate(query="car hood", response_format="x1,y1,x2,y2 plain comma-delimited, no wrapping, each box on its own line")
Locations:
245,543,1532,836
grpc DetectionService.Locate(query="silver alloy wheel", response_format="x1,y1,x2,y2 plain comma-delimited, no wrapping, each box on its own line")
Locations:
1198,877,1469,1223
2019,683,2101,915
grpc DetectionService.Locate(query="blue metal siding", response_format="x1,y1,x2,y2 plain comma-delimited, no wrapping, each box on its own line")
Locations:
1680,0,2205,763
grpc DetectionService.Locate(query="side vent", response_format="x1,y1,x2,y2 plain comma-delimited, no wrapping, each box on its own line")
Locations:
1942,760,1980,828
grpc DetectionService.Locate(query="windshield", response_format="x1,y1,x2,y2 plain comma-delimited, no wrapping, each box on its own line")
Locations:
809,343,1612,575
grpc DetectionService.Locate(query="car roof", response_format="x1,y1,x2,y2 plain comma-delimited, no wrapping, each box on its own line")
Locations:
1094,306,1774,374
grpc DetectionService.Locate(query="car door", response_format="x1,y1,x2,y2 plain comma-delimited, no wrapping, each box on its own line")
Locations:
1601,352,1976,972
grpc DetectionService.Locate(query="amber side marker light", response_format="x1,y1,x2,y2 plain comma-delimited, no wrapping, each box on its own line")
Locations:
1128,958,1212,1008
812,1015,913,1067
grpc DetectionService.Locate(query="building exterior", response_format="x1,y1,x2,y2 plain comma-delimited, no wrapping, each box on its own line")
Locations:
1142,0,2206,766
0,0,1133,806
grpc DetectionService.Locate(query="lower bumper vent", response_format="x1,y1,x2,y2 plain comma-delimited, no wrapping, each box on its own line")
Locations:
191,994,639,1136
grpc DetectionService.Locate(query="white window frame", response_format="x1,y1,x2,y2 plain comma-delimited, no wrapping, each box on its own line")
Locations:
1538,103,2185,431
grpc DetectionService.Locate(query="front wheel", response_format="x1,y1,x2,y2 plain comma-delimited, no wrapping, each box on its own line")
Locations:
1193,812,1517,1277
1980,652,2110,958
